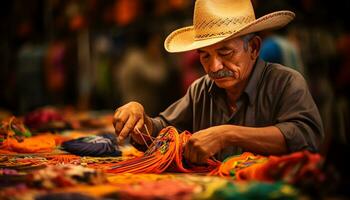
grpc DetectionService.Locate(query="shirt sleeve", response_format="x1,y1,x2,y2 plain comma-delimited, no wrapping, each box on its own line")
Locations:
274,72,324,152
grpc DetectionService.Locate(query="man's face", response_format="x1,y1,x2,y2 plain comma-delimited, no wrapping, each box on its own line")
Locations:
197,36,257,90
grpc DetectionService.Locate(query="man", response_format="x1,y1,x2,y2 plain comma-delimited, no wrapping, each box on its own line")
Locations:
113,0,324,164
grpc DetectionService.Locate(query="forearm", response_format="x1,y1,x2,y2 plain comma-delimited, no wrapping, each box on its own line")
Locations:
222,125,288,155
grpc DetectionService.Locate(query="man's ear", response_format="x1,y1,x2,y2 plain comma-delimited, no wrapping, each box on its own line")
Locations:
249,35,261,60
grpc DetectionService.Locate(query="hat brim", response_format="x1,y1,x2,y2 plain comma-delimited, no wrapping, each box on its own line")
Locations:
164,11,295,53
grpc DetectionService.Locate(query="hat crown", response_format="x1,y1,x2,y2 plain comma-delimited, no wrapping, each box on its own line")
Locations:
193,0,256,41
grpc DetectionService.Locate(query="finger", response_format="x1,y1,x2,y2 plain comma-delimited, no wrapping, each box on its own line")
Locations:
191,147,201,164
186,139,197,163
134,117,144,133
197,152,209,165
112,109,120,129
185,143,197,164
190,150,197,164
129,118,144,144
118,116,137,142
193,152,202,164
114,111,128,135
187,141,205,164
183,143,190,162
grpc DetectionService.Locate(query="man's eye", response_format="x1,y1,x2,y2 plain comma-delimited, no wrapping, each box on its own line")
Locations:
200,53,209,59
219,51,232,56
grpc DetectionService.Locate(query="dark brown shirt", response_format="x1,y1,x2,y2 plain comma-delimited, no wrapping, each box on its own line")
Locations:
151,58,324,159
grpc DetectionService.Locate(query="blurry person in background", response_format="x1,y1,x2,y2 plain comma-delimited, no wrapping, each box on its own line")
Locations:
113,0,324,164
255,0,305,75
260,29,304,76
115,26,171,117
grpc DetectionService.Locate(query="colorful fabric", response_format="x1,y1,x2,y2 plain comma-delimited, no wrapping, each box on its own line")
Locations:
0,156,47,171
45,154,81,165
35,192,96,200
235,151,324,184
61,133,122,157
212,181,298,200
209,151,324,185
29,165,106,189
55,185,119,198
108,179,195,200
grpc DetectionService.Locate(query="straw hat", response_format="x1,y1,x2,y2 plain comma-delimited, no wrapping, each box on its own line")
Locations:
164,0,295,53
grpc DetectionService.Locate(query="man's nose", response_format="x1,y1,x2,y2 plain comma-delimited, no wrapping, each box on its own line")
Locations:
209,55,224,72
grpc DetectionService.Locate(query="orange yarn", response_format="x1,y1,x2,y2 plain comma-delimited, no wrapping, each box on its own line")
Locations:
209,152,267,177
0,149,15,154
107,126,220,174
4,134,57,153
46,154,81,165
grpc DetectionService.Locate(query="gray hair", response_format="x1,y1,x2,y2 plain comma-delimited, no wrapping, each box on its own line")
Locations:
241,33,256,51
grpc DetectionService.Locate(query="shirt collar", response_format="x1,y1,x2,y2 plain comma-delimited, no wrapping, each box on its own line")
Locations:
208,57,267,105
244,57,267,105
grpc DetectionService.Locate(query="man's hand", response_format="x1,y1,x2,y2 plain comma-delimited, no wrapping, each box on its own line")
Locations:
183,126,227,164
113,101,152,144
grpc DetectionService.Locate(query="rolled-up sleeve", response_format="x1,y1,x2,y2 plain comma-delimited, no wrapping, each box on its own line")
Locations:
274,72,324,152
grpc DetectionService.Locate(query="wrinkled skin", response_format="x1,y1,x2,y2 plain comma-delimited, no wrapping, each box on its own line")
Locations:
183,126,228,164
113,101,153,145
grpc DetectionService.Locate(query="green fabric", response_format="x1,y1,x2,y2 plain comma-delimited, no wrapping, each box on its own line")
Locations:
210,182,298,200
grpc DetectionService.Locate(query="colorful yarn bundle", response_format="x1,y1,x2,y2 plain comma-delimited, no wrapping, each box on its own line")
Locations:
209,152,268,177
107,126,220,174
0,117,61,154
235,151,324,184
209,151,324,184
61,133,122,157
0,116,31,147
3,134,57,153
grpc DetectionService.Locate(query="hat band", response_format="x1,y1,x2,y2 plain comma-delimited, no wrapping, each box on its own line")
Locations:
194,15,255,41
194,31,234,41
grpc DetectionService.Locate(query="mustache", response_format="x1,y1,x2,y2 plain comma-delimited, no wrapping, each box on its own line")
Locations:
208,69,235,79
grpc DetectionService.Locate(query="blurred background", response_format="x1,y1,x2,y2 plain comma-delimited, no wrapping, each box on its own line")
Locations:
0,0,349,154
